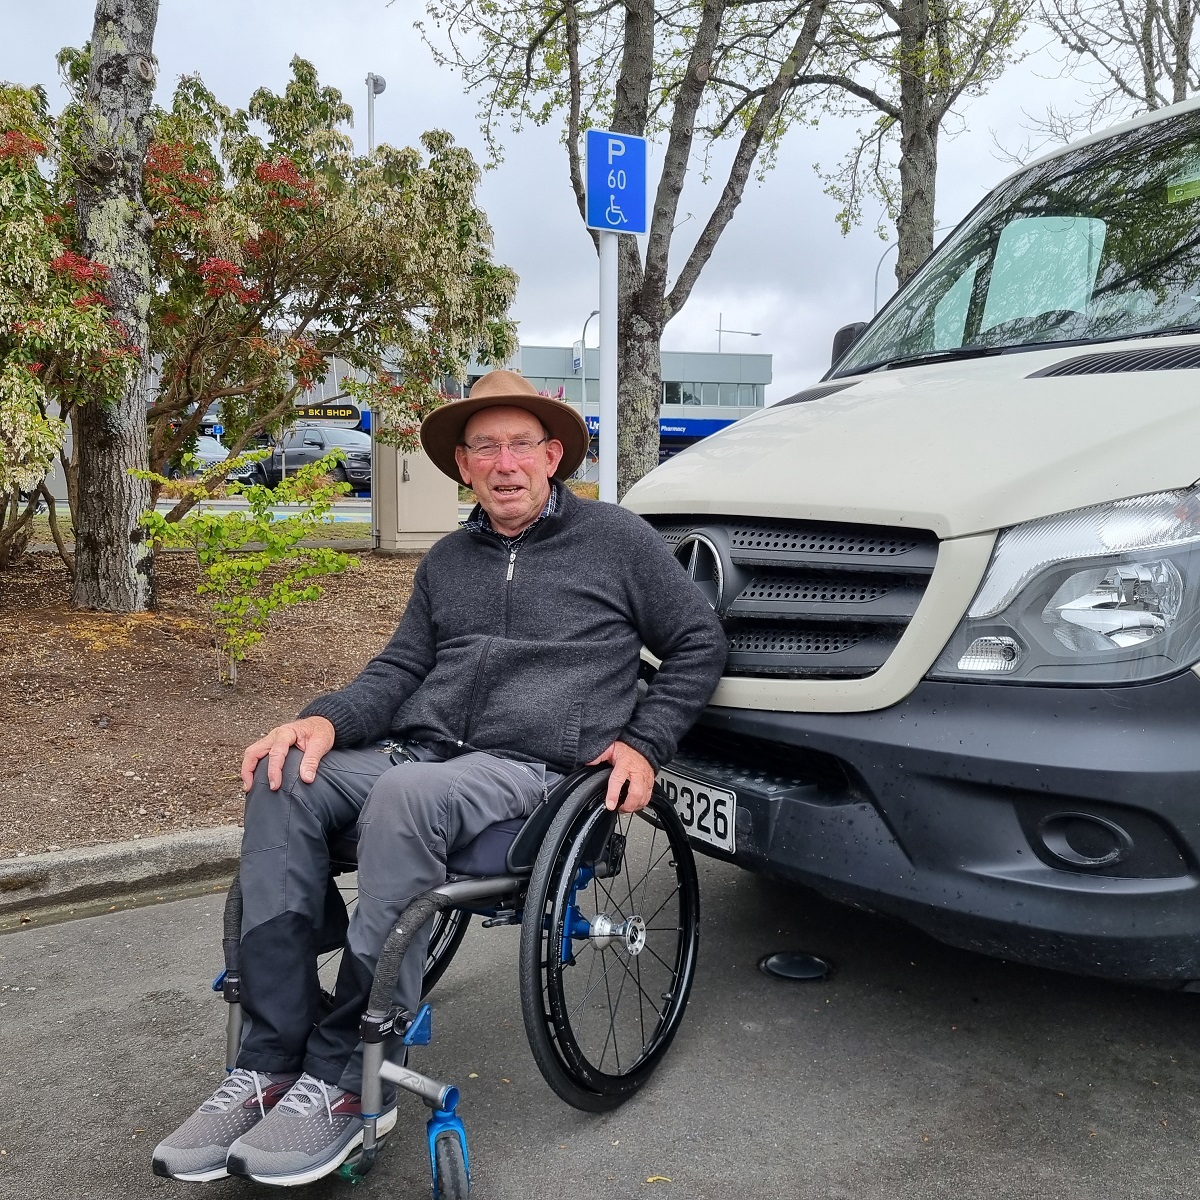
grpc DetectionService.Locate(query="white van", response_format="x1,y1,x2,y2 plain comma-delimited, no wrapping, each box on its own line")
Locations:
627,99,1200,986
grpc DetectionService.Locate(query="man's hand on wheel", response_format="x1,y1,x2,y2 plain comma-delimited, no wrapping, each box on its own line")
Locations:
588,740,656,813
241,716,336,792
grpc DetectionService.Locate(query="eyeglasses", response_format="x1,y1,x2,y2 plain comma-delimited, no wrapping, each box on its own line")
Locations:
460,436,548,460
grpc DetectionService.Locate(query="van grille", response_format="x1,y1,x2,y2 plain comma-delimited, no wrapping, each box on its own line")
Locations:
649,516,938,679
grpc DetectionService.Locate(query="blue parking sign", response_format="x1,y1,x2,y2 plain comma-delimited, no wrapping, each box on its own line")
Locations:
585,130,648,234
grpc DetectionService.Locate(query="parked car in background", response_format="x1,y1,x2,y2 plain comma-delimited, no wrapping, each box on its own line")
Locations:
172,434,256,483
625,96,1200,988
252,424,371,493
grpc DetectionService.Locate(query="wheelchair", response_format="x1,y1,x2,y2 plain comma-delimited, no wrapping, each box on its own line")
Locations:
216,765,700,1198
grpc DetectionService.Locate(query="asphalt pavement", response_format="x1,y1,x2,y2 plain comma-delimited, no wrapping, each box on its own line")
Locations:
3,856,1200,1200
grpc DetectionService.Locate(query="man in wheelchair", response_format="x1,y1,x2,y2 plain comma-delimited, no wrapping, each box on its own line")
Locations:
153,369,726,1187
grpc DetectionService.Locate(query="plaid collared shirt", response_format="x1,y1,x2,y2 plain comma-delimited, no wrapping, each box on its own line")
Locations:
461,480,560,550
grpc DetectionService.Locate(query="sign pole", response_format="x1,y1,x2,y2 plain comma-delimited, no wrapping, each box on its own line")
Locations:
598,232,619,504
365,73,386,550
584,128,647,506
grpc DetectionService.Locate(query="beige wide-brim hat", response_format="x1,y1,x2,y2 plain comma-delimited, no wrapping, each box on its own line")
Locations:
420,369,591,483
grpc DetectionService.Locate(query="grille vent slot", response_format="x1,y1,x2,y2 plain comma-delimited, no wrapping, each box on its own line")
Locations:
648,515,938,680
739,575,889,604
1030,345,1200,377
727,630,862,654
728,527,920,557
775,382,856,407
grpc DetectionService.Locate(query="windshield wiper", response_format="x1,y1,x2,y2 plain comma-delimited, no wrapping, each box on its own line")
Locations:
853,345,1005,374
1143,322,1200,340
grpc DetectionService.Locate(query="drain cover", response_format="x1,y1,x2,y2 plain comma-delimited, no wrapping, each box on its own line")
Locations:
758,952,832,981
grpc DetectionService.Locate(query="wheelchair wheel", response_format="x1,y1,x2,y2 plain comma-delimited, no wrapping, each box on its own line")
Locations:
433,1131,470,1199
519,776,700,1112
316,877,471,1001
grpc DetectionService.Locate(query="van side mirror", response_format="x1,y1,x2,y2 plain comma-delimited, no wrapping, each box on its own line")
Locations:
831,321,867,367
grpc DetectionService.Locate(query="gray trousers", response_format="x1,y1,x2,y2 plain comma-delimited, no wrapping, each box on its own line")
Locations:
236,742,552,1092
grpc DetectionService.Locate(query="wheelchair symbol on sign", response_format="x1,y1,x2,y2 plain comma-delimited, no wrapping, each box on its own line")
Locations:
605,195,627,226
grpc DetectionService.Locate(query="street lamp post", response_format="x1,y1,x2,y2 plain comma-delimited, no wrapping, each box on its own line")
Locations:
579,308,599,415
872,226,951,313
365,72,386,153
365,71,386,549
716,312,761,353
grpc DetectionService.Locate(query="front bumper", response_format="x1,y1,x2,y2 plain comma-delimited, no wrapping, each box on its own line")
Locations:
673,671,1200,985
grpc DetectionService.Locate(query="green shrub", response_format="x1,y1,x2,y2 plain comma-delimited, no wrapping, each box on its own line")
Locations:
135,451,356,684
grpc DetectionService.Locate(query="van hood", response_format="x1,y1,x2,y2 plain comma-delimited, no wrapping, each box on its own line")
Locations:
624,338,1200,539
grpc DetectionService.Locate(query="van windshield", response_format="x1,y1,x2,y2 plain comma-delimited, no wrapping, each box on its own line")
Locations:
835,109,1200,375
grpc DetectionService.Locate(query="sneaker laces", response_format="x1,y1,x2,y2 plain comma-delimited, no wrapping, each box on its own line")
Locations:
200,1068,269,1118
276,1074,341,1126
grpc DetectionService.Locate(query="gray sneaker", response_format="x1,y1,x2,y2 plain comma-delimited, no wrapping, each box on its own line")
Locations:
151,1069,300,1182
226,1072,398,1186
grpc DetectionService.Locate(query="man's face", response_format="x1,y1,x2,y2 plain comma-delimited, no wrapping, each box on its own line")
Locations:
454,405,564,535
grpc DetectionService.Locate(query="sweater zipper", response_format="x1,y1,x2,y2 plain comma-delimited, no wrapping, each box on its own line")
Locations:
464,536,522,741
504,546,518,635
460,636,493,747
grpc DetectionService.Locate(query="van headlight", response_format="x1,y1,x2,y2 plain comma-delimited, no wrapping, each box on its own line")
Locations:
929,490,1200,684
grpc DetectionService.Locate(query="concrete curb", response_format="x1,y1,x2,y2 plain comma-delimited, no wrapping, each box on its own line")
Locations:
0,825,242,929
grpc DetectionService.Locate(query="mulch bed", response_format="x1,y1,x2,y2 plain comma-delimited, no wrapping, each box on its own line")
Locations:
0,551,420,857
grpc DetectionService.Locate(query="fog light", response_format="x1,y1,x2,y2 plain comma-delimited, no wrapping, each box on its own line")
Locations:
1038,812,1133,869
957,635,1021,672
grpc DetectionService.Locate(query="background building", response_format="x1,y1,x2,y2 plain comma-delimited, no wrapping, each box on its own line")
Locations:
466,345,772,478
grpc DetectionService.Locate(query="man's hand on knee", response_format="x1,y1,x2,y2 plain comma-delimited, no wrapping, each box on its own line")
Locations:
241,716,336,792
588,740,656,813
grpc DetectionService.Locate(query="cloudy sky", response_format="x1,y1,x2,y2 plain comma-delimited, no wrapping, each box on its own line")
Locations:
3,0,1085,401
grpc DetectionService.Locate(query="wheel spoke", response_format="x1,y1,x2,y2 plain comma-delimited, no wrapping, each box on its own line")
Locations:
598,947,621,1071
639,817,658,916
608,947,669,1033
634,945,646,1046
620,845,674,906
642,883,680,930
624,816,640,919
604,948,630,1073
594,872,629,922
641,940,677,976
567,945,617,1022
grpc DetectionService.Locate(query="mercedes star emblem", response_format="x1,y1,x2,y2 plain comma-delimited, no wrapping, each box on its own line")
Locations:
675,533,724,612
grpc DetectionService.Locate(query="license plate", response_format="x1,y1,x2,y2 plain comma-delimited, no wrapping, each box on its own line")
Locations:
656,767,736,853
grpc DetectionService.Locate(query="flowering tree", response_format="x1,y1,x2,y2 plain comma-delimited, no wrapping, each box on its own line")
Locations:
0,84,139,569
0,51,517,600
129,58,517,520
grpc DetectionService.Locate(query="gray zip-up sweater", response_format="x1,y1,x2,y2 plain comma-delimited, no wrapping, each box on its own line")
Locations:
299,484,726,772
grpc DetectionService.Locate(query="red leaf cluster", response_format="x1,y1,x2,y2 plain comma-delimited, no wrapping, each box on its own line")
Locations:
145,141,214,223
255,155,317,210
0,129,47,163
50,252,111,285
255,157,303,188
198,257,261,304
146,141,186,175
71,292,108,309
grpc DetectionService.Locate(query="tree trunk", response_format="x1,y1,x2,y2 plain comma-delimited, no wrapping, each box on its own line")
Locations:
1170,0,1194,101
71,0,159,612
618,243,664,498
894,0,938,286
611,0,657,497
1141,0,1159,106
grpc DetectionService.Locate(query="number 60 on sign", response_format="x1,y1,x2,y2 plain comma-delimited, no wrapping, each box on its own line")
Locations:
655,767,736,853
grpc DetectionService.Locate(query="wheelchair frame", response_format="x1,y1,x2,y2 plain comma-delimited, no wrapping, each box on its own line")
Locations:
215,766,701,1198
